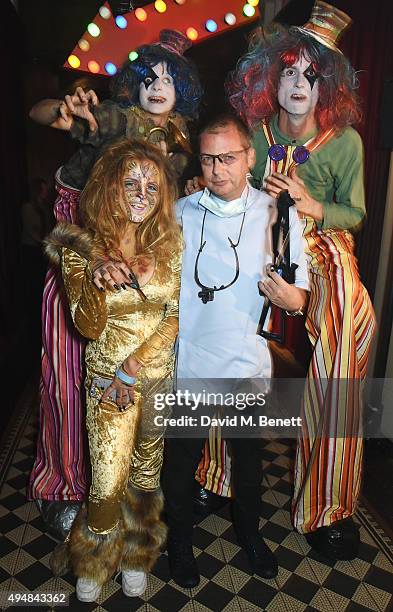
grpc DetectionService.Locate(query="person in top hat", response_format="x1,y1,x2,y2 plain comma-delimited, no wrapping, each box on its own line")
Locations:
28,30,203,539
30,29,201,187
226,0,376,560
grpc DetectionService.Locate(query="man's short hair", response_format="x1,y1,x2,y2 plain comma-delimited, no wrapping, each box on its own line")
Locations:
199,114,251,149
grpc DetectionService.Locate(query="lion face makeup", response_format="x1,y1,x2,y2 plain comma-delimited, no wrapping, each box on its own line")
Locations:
123,160,160,223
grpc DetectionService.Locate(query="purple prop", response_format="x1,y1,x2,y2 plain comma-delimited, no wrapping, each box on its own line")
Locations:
268,144,286,162
293,146,310,164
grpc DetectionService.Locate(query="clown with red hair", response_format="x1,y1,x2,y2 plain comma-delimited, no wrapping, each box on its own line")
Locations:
198,1,376,561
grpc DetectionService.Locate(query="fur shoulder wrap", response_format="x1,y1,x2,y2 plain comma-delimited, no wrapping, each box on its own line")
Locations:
44,223,94,266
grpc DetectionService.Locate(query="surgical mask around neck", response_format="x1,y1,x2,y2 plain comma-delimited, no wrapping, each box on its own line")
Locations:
199,185,251,218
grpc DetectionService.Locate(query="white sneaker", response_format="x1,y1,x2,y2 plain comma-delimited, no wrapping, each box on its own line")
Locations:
76,577,102,602
122,570,147,597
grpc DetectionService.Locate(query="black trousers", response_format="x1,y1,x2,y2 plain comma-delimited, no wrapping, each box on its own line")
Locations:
162,434,264,538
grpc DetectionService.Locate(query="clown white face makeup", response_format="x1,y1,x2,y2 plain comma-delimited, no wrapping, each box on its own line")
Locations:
138,61,176,117
278,54,320,118
123,160,160,223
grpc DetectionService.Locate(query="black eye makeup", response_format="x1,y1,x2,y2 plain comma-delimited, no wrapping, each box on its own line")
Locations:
142,66,159,90
303,65,319,90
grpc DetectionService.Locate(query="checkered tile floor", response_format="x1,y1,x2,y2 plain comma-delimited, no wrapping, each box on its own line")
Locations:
1,394,393,611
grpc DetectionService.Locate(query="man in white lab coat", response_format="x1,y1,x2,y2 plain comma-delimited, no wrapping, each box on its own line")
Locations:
162,115,309,588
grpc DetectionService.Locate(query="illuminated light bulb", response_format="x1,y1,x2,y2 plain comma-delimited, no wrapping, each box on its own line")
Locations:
129,51,139,61
224,13,236,26
115,15,127,28
186,27,198,41
135,7,147,21
99,5,111,19
175,0,186,4
105,62,117,75
88,60,100,73
243,3,256,17
87,23,101,37
78,39,90,52
68,55,81,69
155,0,166,12
205,19,218,33
248,0,259,5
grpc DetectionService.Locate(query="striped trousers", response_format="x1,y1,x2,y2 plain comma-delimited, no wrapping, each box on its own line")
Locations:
196,227,375,536
291,226,376,532
29,176,88,501
196,429,231,497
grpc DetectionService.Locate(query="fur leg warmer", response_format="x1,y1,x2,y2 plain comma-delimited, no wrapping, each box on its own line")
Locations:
68,507,123,585
49,539,71,577
121,486,167,572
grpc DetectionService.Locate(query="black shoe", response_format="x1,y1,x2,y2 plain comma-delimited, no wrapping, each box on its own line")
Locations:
167,534,200,588
36,500,81,541
231,503,278,579
193,482,229,518
305,517,360,561
239,533,278,579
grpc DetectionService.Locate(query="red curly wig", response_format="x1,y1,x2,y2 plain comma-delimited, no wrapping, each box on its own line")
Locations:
227,27,362,132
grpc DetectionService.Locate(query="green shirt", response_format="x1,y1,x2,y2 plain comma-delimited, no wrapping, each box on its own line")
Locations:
252,115,366,232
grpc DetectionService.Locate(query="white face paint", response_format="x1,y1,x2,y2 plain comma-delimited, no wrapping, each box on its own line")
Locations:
138,61,176,117
278,54,320,119
123,160,160,223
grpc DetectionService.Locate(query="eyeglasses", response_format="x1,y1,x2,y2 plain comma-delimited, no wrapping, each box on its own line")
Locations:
199,148,249,166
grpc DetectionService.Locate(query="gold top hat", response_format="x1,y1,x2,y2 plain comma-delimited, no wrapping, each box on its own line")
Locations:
295,1,352,53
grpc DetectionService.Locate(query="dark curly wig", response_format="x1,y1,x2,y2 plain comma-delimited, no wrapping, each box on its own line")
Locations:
109,44,203,118
227,26,361,132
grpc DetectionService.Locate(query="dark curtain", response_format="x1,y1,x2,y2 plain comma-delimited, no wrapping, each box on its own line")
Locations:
338,0,393,298
0,2,29,435
0,2,28,361
338,0,393,378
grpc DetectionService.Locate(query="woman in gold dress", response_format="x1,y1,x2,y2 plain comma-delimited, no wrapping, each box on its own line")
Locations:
46,138,181,601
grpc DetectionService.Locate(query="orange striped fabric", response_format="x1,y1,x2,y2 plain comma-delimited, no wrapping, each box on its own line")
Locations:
291,219,376,532
196,429,232,497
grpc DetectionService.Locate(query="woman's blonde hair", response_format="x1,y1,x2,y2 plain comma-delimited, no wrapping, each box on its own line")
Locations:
79,138,180,261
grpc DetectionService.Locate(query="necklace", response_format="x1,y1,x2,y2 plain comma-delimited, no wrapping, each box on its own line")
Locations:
194,208,246,304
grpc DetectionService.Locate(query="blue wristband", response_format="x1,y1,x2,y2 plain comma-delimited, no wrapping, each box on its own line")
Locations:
115,368,136,386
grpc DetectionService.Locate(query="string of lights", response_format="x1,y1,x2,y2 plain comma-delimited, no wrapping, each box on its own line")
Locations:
65,0,260,76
